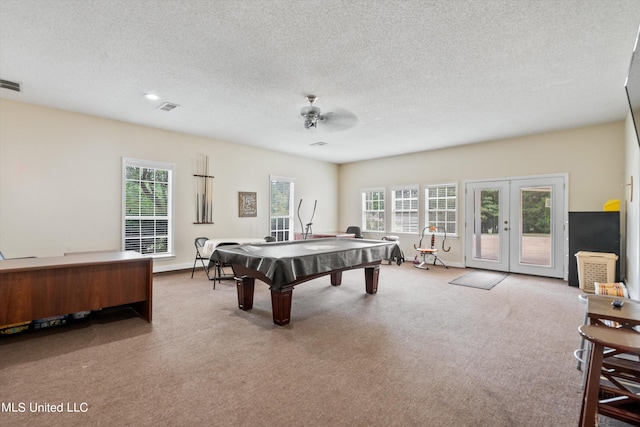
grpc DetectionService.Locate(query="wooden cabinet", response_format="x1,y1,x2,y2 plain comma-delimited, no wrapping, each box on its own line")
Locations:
0,251,152,325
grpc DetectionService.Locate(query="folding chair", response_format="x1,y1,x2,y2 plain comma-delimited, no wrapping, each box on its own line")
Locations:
191,237,211,279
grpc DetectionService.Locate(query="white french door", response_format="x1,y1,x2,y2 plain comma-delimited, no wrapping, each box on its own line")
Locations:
465,181,510,272
464,176,566,278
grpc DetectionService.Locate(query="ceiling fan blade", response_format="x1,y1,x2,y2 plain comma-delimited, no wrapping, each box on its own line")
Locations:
319,108,358,132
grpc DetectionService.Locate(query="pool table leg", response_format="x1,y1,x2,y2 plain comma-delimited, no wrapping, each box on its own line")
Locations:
271,289,293,326
365,265,380,294
236,276,255,310
330,271,342,286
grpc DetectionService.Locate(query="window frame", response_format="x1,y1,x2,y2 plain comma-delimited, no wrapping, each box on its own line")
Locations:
269,175,295,241
361,188,386,232
424,182,458,237
390,185,419,234
122,157,175,258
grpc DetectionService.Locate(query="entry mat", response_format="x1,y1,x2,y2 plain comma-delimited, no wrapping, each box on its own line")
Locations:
449,270,509,290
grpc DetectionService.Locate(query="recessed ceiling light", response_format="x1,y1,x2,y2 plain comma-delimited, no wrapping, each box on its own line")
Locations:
144,93,159,100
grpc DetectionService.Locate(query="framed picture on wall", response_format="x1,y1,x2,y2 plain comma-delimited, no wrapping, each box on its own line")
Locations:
238,192,257,217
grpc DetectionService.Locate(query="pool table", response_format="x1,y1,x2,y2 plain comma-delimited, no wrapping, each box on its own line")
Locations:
212,238,402,325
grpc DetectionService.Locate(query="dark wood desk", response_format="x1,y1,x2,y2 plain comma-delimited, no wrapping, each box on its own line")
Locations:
0,251,153,325
212,239,401,326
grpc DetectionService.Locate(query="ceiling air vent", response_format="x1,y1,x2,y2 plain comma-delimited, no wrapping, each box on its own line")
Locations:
157,102,179,112
0,79,22,92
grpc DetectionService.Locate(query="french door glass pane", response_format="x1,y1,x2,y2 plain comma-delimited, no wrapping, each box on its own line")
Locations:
519,186,552,266
472,189,500,261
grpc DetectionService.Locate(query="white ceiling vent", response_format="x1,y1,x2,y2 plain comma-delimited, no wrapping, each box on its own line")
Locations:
0,79,22,92
157,102,179,112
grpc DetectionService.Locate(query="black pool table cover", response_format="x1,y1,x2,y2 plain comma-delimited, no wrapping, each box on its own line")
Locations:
211,238,401,290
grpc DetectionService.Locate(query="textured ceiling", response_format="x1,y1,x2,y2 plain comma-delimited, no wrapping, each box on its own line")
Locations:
1,0,639,164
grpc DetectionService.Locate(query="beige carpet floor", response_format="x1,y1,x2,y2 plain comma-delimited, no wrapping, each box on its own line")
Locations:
0,263,634,426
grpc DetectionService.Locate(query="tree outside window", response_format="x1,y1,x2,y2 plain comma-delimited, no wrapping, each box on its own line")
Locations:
123,158,174,256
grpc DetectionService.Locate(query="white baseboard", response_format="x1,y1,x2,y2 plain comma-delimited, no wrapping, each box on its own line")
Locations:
153,262,197,273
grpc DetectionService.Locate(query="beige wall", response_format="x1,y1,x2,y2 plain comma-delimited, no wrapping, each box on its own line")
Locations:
0,99,339,271
1,99,635,288
338,122,627,269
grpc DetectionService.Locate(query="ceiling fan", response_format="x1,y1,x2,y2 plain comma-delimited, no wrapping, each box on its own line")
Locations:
300,95,357,132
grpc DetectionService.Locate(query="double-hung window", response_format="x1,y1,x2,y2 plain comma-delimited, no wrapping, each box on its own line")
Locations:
391,187,419,233
425,183,457,235
122,158,175,256
362,188,385,232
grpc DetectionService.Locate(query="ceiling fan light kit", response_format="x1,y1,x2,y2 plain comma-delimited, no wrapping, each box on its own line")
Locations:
301,95,323,129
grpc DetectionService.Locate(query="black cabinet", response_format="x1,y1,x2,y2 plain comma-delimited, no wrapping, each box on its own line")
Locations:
568,211,621,286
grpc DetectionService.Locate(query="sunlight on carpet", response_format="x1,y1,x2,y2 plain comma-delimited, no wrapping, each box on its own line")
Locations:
449,270,509,290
